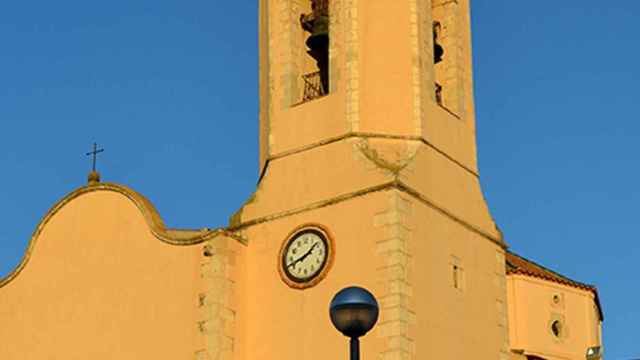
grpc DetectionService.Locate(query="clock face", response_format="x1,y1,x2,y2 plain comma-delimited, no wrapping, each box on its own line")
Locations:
282,228,330,284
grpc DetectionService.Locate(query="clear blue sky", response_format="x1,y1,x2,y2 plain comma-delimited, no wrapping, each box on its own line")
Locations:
1,1,638,358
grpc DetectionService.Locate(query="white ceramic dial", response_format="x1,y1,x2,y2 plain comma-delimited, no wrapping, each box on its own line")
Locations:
283,230,328,282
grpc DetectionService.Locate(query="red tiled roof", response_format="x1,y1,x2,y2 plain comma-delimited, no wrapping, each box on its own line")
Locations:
505,251,603,320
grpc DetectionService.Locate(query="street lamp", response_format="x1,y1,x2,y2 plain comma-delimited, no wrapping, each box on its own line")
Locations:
329,286,379,360
586,346,603,360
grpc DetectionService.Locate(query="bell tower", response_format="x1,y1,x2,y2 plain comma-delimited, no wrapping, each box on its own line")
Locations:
229,1,510,359
257,0,481,177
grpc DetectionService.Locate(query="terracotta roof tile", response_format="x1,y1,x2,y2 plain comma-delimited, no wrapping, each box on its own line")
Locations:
505,251,603,320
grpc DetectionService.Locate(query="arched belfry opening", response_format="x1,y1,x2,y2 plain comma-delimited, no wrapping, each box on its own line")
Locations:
433,21,445,104
431,0,465,117
299,0,329,102
433,21,444,65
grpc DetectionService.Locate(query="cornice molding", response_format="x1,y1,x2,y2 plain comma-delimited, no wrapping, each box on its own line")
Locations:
267,132,479,178
0,182,242,289
229,180,506,249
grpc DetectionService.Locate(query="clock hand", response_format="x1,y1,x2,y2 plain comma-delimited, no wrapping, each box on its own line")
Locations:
299,242,319,262
287,242,319,268
287,242,318,268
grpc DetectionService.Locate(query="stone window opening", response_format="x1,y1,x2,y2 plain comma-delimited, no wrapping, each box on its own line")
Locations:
450,256,464,291
551,320,563,338
551,293,565,308
300,0,329,102
453,264,460,289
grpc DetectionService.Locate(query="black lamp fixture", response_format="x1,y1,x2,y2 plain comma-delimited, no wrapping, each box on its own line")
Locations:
586,346,603,360
329,286,379,360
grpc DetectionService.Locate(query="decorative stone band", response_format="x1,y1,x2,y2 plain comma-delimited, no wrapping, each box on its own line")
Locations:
266,132,480,179
230,179,506,250
0,182,245,288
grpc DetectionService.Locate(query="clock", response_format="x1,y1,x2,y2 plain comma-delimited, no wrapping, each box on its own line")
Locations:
279,224,334,289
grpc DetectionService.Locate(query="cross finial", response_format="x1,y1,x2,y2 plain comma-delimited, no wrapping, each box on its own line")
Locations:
86,142,104,172
86,143,104,185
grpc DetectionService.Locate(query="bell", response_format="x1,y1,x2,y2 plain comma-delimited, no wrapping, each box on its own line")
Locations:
305,15,329,52
433,21,444,64
434,41,444,64
301,13,330,94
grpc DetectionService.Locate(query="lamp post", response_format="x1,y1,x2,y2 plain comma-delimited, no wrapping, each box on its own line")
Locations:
329,286,379,360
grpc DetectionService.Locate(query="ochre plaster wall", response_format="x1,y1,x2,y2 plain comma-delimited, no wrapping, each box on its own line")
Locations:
235,186,506,360
239,197,385,360
507,275,602,360
0,191,203,359
409,193,509,360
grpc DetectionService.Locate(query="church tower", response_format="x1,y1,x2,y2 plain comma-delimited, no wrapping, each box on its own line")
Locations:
223,0,510,359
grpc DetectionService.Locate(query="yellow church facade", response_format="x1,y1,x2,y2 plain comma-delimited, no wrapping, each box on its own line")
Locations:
0,1,602,360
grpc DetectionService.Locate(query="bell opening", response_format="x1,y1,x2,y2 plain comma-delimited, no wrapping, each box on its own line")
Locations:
300,0,330,102
433,21,444,64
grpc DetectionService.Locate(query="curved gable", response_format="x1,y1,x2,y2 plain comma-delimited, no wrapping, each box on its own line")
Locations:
0,184,221,358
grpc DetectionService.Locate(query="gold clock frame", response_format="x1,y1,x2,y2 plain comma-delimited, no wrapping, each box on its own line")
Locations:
278,223,335,290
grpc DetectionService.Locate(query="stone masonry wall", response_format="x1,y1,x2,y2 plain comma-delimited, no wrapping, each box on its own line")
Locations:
195,238,239,360
374,190,417,360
